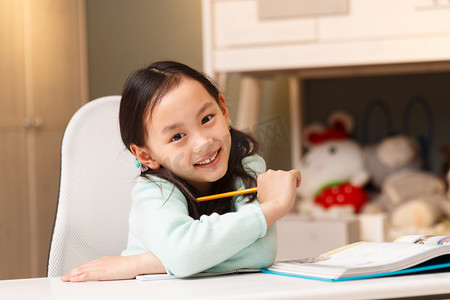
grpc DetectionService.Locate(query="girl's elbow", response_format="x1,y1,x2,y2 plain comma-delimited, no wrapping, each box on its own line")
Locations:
163,254,206,278
166,264,203,278
264,252,276,268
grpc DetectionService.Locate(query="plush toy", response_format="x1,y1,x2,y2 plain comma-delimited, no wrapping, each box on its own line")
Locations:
362,136,450,236
385,171,450,227
297,111,370,216
363,135,423,189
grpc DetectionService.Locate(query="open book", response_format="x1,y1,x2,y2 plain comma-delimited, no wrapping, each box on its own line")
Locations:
262,235,450,282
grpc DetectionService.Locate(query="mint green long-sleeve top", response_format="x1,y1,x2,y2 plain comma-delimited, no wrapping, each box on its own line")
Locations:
121,155,276,277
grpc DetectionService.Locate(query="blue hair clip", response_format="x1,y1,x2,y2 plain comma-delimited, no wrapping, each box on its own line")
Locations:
134,157,149,172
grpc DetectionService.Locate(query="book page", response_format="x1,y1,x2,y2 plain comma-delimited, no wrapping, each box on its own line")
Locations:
394,235,450,246
317,242,437,269
272,241,450,278
269,235,450,280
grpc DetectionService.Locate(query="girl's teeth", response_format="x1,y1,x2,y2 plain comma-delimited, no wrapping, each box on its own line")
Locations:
196,151,218,165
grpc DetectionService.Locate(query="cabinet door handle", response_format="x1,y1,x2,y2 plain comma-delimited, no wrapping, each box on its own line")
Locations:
24,119,33,130
33,117,44,129
23,117,44,130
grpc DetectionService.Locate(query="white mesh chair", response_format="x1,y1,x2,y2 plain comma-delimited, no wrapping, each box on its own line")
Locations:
47,96,139,277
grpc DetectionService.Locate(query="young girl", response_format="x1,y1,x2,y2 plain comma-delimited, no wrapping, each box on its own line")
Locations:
61,61,301,282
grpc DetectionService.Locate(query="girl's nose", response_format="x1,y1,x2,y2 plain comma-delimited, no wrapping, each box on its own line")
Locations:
193,137,214,154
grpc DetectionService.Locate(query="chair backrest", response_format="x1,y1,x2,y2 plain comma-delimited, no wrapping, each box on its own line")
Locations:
47,96,139,277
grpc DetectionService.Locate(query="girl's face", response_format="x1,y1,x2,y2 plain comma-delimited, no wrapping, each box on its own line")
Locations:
132,77,231,194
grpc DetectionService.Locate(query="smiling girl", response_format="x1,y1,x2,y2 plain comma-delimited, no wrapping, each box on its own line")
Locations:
62,61,301,282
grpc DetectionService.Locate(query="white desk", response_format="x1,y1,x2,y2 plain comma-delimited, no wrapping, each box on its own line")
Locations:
2,272,450,300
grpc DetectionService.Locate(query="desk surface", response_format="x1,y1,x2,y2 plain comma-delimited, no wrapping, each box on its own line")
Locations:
2,272,450,300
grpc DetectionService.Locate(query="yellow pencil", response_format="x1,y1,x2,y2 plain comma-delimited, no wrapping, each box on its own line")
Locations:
196,187,258,202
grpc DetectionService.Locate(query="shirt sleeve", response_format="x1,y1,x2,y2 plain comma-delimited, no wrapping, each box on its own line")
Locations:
123,155,276,277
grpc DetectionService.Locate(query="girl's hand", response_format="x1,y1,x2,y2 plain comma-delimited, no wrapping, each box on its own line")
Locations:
61,252,166,282
257,169,301,227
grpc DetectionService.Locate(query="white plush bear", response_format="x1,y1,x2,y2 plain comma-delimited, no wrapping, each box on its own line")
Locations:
363,135,423,189
297,111,370,217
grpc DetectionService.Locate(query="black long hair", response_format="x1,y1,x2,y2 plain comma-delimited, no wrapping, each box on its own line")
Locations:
119,61,259,219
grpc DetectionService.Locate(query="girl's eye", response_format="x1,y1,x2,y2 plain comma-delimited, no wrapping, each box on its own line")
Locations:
171,133,185,142
201,115,213,125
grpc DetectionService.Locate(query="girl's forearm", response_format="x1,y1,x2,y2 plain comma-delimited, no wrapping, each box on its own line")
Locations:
61,252,166,282
259,201,291,228
136,251,166,275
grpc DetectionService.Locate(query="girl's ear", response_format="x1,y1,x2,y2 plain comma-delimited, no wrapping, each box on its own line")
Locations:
218,94,229,120
130,144,161,170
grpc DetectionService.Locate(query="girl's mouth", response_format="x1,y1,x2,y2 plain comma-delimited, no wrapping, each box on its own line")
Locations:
194,149,220,167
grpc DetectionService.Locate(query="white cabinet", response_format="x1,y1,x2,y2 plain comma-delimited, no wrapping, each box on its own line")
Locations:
276,215,360,260
213,0,316,48
202,0,450,168
204,0,450,73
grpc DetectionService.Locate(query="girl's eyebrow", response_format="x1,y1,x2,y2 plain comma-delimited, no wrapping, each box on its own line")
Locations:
161,122,183,134
196,102,213,118
161,102,214,134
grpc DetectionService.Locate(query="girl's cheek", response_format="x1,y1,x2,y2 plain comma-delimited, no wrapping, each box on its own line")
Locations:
224,133,232,152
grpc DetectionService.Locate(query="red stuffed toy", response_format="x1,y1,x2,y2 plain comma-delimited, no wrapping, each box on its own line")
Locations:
297,111,370,216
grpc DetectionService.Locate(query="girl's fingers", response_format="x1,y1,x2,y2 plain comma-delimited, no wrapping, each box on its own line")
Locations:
70,272,93,282
61,261,100,282
62,270,83,282
64,270,96,282
291,169,302,187
62,269,80,282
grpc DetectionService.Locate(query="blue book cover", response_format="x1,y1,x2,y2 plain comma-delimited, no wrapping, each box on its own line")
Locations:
262,261,450,282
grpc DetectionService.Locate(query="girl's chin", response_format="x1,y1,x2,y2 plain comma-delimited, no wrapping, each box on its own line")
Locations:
190,163,229,187
198,166,228,182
